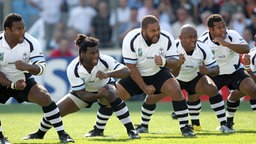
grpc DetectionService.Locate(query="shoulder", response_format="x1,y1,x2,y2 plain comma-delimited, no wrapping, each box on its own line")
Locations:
99,53,118,64
160,29,174,40
198,31,210,43
24,33,40,44
226,29,240,36
125,28,141,38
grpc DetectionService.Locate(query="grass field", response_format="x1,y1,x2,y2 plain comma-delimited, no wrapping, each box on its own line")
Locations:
0,101,255,144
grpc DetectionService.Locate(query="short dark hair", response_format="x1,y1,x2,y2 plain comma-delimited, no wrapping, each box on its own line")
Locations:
206,14,224,28
254,34,256,42
74,34,99,53
141,15,158,29
3,13,23,30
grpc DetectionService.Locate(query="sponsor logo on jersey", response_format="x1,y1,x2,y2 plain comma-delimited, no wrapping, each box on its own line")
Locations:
159,47,164,56
0,53,3,61
23,52,29,60
138,47,142,56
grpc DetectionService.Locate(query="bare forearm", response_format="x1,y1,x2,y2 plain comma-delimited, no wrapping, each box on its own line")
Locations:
207,66,219,77
166,58,182,70
27,64,41,75
126,64,147,90
107,66,130,79
0,72,12,87
224,42,249,54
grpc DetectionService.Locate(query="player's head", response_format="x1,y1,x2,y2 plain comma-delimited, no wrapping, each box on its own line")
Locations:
74,34,100,66
3,13,25,43
179,24,197,52
206,14,227,39
141,15,160,44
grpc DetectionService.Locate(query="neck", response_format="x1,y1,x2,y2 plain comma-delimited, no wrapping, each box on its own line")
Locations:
82,61,94,73
4,34,17,48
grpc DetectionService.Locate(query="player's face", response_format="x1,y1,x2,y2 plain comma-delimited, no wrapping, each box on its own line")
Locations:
82,46,99,66
142,22,160,43
6,21,25,44
209,21,226,39
180,29,197,52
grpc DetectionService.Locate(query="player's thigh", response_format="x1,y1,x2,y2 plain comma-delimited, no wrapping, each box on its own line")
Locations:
161,78,184,101
57,93,88,116
195,75,218,96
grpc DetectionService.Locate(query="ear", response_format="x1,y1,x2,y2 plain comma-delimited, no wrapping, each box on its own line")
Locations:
5,27,11,32
208,27,214,32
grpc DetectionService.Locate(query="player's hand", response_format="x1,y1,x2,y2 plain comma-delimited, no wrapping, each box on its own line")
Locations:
178,53,185,66
15,60,30,71
199,63,209,75
96,70,109,80
213,37,229,46
15,79,26,90
242,54,251,65
142,85,155,95
154,55,165,66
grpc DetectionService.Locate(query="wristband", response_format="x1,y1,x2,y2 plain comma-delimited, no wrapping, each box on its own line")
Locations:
160,56,166,67
10,82,16,89
244,65,251,70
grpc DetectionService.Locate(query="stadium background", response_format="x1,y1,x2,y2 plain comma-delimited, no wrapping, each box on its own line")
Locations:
0,0,251,103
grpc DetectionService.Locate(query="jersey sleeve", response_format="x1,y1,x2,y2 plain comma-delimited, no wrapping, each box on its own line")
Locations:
228,30,248,44
202,43,218,68
164,31,179,60
66,58,85,91
122,30,138,64
101,54,124,70
26,33,45,64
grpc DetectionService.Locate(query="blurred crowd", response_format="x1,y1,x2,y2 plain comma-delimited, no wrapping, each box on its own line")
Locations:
1,0,256,57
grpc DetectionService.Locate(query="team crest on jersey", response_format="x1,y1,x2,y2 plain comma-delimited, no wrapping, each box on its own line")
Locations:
23,52,29,60
0,53,3,61
138,47,142,56
159,47,164,56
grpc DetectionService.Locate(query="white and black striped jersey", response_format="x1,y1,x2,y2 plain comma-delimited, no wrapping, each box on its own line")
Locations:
67,54,123,92
0,32,45,82
175,40,218,82
122,28,178,76
198,29,247,75
248,47,256,75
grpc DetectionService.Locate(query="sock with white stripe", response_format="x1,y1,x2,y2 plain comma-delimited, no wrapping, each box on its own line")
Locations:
140,102,156,128
42,102,65,136
94,106,113,131
172,99,189,130
226,98,240,124
249,99,256,111
209,94,226,125
0,121,3,138
187,99,201,126
110,97,134,133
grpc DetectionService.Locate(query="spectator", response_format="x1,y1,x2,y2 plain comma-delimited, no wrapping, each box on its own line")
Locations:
196,11,212,36
49,37,74,58
28,0,63,51
91,1,113,48
118,7,140,47
172,7,195,39
67,0,97,35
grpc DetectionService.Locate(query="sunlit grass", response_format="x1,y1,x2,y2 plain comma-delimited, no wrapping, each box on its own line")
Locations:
0,101,255,144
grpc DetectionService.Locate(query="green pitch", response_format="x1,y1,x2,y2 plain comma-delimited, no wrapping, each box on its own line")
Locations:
0,101,255,144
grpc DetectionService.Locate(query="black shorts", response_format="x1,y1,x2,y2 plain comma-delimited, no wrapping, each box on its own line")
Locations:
178,73,203,95
0,78,37,103
210,69,250,91
118,68,173,96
